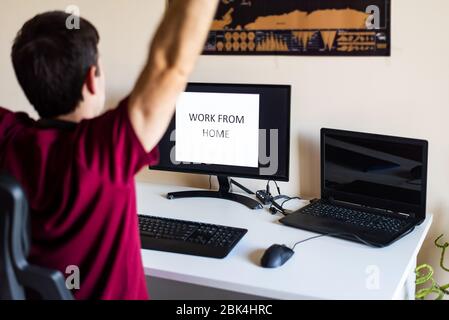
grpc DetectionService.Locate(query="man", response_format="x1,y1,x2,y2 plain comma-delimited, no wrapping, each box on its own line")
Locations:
0,0,219,300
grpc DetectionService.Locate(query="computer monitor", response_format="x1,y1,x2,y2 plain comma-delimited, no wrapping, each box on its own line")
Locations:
150,83,291,209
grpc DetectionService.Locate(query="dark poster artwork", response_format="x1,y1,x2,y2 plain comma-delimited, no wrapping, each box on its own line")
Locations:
203,0,391,56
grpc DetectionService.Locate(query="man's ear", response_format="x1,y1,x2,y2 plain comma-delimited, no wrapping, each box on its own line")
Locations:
85,65,99,95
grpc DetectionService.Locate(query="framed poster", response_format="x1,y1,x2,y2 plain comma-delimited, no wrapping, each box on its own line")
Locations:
197,0,391,56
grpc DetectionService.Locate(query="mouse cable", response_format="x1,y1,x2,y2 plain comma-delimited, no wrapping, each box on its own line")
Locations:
291,232,386,250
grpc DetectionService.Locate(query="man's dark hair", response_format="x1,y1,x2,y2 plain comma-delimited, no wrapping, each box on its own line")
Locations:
11,11,100,119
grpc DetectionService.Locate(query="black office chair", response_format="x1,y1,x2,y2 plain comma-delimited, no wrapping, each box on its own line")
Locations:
0,174,73,300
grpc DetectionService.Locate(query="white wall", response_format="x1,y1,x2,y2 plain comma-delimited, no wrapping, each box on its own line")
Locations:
1,0,448,293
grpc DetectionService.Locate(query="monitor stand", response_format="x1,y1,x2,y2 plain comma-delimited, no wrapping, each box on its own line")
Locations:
167,176,263,210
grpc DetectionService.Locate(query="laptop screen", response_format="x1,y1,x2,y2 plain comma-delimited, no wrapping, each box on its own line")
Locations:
321,129,428,220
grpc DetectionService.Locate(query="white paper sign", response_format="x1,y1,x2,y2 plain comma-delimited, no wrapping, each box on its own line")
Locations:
175,92,260,168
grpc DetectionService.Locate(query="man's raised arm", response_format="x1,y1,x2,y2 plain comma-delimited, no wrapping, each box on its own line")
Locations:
128,0,219,152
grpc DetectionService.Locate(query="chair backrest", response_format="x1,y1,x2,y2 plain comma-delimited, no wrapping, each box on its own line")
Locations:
0,174,73,300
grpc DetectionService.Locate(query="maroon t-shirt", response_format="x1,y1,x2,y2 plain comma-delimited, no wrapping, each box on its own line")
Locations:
0,98,159,300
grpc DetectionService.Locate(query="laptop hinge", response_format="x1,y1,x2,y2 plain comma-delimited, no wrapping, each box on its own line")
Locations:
328,198,413,219
396,211,413,219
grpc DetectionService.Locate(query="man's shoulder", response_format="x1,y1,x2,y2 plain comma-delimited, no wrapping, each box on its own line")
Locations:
0,106,12,115
78,97,129,130
0,106,34,134
0,106,15,126
0,106,31,119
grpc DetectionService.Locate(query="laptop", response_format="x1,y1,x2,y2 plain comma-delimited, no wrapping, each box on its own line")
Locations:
280,128,428,247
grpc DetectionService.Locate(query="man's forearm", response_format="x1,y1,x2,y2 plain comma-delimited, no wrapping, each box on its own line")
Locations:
150,0,219,77
129,0,219,152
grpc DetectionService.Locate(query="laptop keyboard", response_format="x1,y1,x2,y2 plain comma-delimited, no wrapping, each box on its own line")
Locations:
301,201,410,234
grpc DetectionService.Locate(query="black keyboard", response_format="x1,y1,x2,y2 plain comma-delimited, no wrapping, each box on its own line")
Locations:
138,215,248,259
301,201,409,234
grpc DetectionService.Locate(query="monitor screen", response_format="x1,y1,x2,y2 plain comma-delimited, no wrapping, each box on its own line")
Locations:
322,129,428,217
150,83,291,181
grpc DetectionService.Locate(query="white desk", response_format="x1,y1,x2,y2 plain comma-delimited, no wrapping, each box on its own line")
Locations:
137,182,433,300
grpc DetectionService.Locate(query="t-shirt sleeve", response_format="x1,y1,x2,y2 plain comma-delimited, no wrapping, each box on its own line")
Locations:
75,98,160,182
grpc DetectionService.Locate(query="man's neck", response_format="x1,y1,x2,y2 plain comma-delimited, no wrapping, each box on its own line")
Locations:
54,103,90,123
55,112,83,123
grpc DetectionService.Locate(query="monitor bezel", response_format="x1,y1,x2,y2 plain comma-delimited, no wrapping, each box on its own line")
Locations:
150,83,291,182
321,128,428,222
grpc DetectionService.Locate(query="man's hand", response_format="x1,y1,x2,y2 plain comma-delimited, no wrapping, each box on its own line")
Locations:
128,0,219,152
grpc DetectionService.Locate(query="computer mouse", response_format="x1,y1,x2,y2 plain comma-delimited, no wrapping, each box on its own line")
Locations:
260,244,294,268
